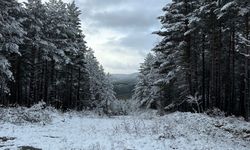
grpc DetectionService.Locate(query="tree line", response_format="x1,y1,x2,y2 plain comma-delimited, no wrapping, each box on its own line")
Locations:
0,0,115,111
133,0,250,120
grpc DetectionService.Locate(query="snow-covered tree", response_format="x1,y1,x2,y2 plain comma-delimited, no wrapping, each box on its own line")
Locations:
136,0,250,119
133,53,156,108
85,49,101,106
151,0,197,113
0,0,92,111
85,49,116,111
0,0,25,103
15,0,50,105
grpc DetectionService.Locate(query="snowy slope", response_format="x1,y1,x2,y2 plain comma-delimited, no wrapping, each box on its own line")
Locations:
0,111,250,150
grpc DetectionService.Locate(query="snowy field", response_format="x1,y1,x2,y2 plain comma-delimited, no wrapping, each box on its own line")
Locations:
0,108,250,150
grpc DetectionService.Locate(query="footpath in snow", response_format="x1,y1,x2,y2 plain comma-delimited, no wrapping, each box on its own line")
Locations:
0,107,250,150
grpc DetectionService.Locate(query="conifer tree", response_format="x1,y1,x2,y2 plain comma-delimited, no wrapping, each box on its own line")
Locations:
134,0,250,119
0,0,25,104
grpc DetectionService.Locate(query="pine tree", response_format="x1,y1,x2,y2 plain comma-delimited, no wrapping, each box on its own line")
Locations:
16,0,50,106
85,49,116,111
0,0,25,105
85,49,102,108
136,0,250,119
235,0,250,120
152,0,198,112
133,53,156,109
0,0,116,112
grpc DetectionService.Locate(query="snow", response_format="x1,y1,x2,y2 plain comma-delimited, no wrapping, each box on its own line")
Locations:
240,52,250,58
0,109,250,150
239,8,249,16
221,2,236,12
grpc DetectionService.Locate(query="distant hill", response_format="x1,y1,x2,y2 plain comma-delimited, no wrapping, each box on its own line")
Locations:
111,73,139,100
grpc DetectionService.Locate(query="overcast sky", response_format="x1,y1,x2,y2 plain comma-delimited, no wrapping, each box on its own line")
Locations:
18,0,170,74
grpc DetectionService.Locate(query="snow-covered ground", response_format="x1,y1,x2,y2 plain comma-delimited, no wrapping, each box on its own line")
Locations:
0,108,250,150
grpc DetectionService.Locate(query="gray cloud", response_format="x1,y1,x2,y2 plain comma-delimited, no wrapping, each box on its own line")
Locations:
77,0,167,30
119,33,157,50
76,0,171,74
104,32,157,55
88,9,157,30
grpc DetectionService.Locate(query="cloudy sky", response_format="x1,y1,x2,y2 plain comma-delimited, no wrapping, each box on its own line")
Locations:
18,0,170,74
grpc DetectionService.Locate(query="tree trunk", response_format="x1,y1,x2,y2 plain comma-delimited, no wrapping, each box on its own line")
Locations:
244,13,249,120
202,34,206,110
77,67,81,108
231,25,236,114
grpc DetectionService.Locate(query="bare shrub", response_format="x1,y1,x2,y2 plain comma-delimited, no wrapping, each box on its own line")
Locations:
0,101,55,125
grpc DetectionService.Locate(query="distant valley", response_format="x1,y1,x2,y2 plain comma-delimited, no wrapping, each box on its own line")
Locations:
110,73,139,100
